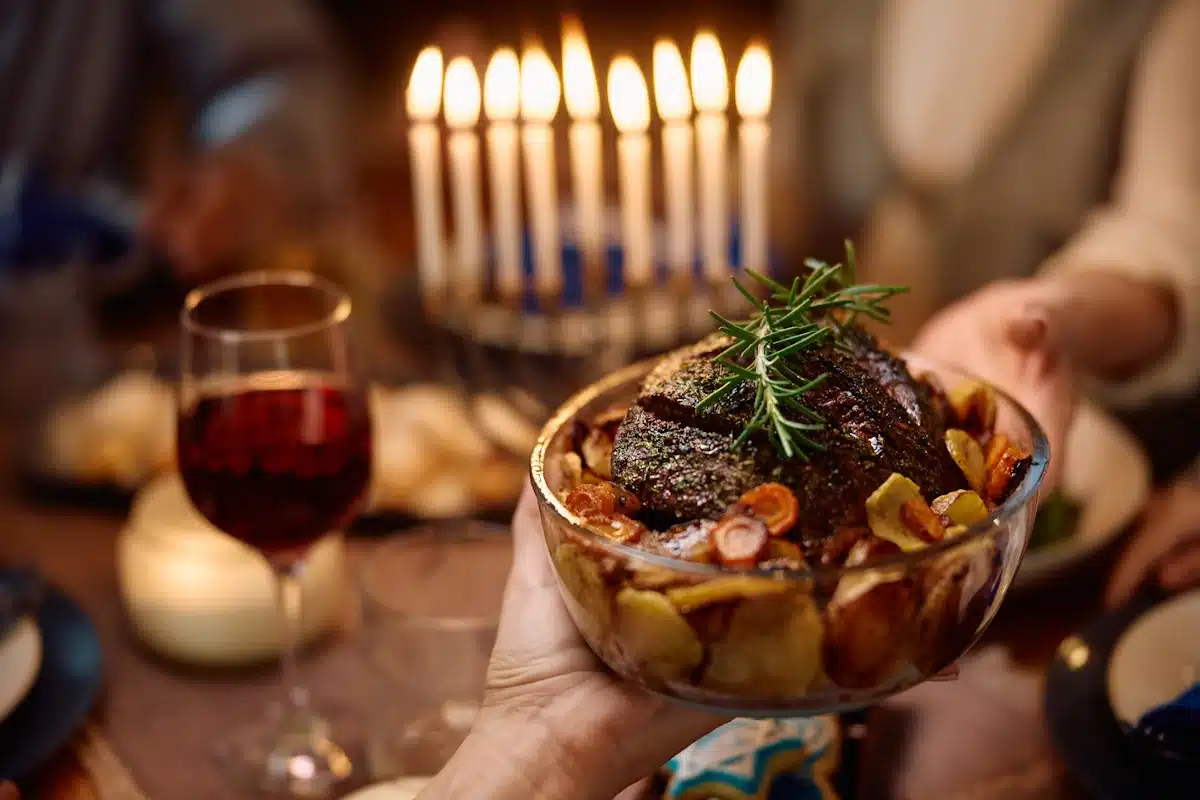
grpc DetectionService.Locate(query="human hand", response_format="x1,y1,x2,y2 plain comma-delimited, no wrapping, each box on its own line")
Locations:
1106,471,1200,608
421,486,727,800
142,146,288,282
911,279,1077,490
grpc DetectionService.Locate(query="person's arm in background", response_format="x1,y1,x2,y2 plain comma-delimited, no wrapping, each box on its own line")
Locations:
915,0,1200,602
142,0,353,279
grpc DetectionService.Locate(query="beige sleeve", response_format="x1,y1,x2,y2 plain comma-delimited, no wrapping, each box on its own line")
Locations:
1042,0,1200,406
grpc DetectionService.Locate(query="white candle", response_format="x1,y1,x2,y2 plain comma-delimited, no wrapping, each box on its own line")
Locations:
117,474,345,666
562,17,605,274
520,46,562,298
484,49,523,302
691,32,729,284
444,57,485,302
607,56,652,288
653,40,695,283
406,47,446,304
736,44,772,274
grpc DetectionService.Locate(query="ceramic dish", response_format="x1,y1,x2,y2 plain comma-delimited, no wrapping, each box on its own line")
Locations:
1107,590,1200,730
1015,402,1150,589
1045,590,1197,799
0,586,102,783
0,619,42,723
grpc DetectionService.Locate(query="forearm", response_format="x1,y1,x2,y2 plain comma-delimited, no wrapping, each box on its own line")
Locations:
1034,270,1178,381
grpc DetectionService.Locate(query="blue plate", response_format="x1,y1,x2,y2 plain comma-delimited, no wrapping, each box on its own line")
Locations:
0,585,102,783
1044,590,1194,799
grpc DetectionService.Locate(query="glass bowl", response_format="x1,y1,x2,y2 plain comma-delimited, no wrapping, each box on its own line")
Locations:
530,354,1049,717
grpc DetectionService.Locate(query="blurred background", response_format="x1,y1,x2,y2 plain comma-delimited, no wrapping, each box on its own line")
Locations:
1,0,1198,797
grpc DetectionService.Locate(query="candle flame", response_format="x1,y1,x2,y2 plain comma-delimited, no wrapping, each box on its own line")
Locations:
735,43,772,118
653,40,692,121
562,15,600,120
444,57,482,128
689,31,728,113
607,56,650,133
520,45,561,123
406,46,444,120
484,48,521,121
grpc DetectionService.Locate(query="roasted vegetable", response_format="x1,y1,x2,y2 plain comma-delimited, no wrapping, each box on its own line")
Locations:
948,381,997,433
931,489,990,527
615,588,704,681
982,437,1031,502
945,429,986,491
667,576,792,613
553,542,613,639
712,515,770,568
824,577,916,689
704,592,824,696
737,483,801,536
564,481,642,518
865,473,943,551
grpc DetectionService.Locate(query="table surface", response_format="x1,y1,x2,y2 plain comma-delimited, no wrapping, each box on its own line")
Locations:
0,464,1118,800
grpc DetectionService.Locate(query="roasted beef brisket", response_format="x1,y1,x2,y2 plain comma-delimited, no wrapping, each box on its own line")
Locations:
610,328,965,552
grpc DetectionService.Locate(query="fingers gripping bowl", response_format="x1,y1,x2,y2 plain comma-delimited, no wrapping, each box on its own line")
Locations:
531,350,1048,716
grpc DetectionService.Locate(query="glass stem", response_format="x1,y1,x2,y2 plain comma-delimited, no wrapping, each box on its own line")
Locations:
275,561,309,713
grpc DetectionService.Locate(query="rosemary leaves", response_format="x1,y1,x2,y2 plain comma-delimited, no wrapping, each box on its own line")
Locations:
695,242,907,459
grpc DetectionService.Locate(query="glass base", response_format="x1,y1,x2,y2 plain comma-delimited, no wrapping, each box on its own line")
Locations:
215,705,355,798
366,700,479,780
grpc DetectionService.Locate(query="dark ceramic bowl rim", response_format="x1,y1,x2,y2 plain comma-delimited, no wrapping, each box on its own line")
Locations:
530,351,1049,580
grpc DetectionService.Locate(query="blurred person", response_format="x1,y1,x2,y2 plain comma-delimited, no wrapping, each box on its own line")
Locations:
0,0,351,282
772,0,1200,601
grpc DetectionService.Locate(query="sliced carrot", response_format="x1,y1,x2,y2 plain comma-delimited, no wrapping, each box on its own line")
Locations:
712,516,770,568
737,482,800,536
899,498,945,542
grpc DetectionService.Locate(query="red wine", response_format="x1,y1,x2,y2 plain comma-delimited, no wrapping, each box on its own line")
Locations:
177,377,372,555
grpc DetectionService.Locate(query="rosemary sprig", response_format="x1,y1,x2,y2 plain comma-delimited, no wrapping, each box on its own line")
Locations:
695,241,908,460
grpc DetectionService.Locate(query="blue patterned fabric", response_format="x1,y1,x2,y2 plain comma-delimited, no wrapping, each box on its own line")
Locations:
664,717,840,800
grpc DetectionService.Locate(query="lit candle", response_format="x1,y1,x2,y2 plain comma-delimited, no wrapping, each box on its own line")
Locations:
406,47,447,307
735,44,772,275
444,57,485,303
653,40,694,285
562,16,605,281
690,32,729,284
607,56,652,288
520,45,562,299
483,49,524,303
118,474,345,666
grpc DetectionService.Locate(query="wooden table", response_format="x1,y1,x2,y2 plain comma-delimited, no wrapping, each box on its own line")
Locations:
0,462,1120,800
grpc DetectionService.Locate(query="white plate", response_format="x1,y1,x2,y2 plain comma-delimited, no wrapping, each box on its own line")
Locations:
0,617,43,722
1015,402,1150,588
341,778,432,800
1107,590,1200,728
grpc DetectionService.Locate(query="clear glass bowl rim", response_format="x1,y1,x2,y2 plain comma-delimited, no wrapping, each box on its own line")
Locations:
530,351,1049,580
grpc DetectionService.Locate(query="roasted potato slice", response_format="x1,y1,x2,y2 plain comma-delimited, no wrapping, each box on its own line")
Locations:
948,381,997,433
930,490,990,527
666,576,793,614
823,578,917,689
866,473,940,551
914,539,996,673
615,588,704,681
581,426,615,480
703,593,824,696
945,429,987,491
553,542,613,638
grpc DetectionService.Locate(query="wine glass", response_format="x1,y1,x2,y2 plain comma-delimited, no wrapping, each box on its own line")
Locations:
177,271,371,796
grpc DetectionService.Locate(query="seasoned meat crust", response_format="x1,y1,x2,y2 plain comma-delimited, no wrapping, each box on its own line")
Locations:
610,328,965,551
